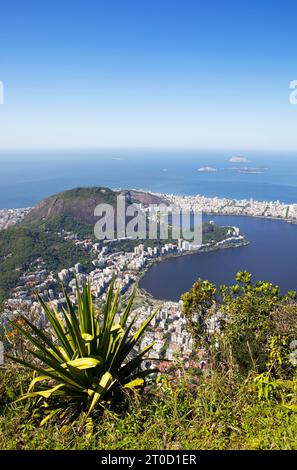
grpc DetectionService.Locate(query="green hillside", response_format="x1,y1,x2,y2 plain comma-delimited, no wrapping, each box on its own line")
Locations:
0,226,92,302
22,187,167,238
0,187,242,302
23,187,119,237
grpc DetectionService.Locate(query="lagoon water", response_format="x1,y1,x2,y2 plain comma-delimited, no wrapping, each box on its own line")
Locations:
2,149,297,297
140,215,297,300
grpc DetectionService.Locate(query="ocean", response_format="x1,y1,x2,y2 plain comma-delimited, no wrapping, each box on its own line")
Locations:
2,148,297,298
1,149,297,208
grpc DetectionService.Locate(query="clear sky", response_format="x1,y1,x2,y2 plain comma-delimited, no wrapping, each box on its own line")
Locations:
0,0,297,151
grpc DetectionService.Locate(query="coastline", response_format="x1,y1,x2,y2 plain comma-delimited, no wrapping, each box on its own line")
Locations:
3,185,297,307
151,191,297,224
1,188,297,230
119,187,297,225
138,238,249,302
203,211,297,224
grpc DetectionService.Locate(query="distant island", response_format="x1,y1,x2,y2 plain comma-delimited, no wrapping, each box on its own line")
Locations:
229,156,251,163
3,185,297,304
239,167,267,174
197,166,217,172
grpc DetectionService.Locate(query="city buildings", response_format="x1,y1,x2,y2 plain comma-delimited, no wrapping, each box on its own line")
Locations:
2,190,293,364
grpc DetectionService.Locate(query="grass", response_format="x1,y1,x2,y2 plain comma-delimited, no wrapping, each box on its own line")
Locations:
0,365,296,450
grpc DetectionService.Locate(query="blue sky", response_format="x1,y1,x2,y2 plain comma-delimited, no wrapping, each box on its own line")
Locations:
0,0,297,150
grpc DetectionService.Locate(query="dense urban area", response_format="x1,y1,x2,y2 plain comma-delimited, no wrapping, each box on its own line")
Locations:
1,191,297,450
1,189,296,364
165,192,297,219
0,190,295,365
0,191,251,364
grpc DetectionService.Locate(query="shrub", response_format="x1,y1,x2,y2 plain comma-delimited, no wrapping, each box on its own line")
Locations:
8,279,157,424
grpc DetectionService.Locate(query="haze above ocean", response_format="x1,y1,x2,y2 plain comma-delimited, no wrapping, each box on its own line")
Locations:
1,149,297,208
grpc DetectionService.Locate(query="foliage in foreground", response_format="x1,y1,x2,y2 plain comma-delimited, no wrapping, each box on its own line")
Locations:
182,271,297,417
1,271,297,449
8,279,157,424
0,367,297,450
182,271,297,373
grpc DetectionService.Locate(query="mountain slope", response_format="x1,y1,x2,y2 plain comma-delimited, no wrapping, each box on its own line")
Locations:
0,225,92,303
23,187,118,228
23,187,167,237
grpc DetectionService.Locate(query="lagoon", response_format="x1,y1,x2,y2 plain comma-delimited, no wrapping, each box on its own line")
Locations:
140,215,297,300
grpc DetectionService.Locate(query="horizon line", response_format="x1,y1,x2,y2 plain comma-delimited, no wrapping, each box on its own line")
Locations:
0,146,297,153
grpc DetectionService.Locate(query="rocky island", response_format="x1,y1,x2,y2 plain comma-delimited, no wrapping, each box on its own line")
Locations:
197,166,217,172
229,155,251,163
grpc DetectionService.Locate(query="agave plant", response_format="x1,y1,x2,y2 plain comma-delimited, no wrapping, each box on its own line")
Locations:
8,279,157,424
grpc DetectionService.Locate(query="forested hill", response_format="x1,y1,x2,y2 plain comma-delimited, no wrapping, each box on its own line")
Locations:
22,187,167,235
0,187,167,302
23,187,118,229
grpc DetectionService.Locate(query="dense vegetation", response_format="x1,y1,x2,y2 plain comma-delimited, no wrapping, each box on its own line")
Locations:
54,187,118,203
181,271,297,373
8,280,157,424
38,214,95,239
0,225,92,302
0,208,239,303
1,367,297,449
107,222,234,253
22,186,164,239
0,273,297,449
0,185,243,302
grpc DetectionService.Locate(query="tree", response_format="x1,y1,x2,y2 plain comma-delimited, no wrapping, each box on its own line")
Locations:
219,272,295,372
181,279,216,346
181,271,297,375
